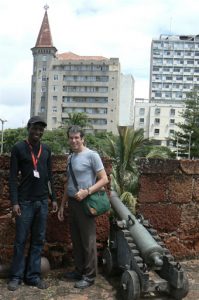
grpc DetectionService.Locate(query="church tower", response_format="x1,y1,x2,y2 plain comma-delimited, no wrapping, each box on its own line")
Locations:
30,5,57,123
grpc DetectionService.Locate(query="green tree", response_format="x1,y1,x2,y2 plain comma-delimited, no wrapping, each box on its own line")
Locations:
3,127,67,155
42,129,67,154
61,112,93,129
85,131,114,156
105,126,146,196
176,89,199,158
3,127,27,154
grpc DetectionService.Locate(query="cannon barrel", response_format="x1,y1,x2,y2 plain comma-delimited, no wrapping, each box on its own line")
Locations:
110,191,164,269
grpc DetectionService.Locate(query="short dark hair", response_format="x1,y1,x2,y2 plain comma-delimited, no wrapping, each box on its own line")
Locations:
67,125,85,138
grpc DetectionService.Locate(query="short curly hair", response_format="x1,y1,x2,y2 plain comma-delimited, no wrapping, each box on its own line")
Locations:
67,125,85,138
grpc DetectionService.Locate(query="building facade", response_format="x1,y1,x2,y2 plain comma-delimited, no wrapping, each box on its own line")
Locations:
119,74,134,126
150,34,199,103
138,34,199,147
31,9,120,134
134,98,184,149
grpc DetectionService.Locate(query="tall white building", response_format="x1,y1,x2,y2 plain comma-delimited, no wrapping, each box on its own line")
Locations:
150,34,199,103
137,34,199,147
119,74,134,126
30,8,120,134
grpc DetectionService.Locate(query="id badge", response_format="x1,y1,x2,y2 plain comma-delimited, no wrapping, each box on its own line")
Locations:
33,170,40,178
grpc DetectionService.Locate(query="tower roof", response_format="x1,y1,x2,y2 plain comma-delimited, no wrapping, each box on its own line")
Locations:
35,9,53,47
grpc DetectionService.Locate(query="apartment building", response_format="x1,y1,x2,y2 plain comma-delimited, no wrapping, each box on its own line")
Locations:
119,74,134,126
138,34,199,146
150,34,199,103
30,8,120,134
134,98,184,148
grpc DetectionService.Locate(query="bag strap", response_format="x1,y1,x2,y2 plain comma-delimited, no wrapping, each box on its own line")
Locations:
68,155,79,191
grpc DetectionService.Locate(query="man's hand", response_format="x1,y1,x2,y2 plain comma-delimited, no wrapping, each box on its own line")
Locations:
51,201,58,213
58,205,64,221
12,204,21,216
75,189,89,202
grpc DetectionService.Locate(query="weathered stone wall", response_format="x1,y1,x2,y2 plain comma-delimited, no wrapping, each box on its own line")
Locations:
138,158,199,260
1,156,199,266
0,155,112,267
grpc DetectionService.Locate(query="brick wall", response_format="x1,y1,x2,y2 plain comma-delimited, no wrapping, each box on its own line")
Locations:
1,156,199,266
138,158,199,260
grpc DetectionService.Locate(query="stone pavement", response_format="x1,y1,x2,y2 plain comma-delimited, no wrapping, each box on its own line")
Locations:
0,259,198,300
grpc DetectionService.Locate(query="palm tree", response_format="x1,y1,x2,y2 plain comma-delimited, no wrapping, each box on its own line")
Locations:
105,126,146,196
61,112,93,129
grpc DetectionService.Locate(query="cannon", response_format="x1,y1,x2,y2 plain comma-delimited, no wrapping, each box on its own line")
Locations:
102,191,189,300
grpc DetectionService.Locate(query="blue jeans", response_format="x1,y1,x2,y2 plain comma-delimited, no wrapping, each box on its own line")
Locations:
10,199,48,283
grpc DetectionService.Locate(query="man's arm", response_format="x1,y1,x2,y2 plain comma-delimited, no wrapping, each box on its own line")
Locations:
88,169,108,195
74,169,109,202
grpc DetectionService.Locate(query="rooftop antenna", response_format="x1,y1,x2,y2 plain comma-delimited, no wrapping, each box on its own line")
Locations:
169,17,172,35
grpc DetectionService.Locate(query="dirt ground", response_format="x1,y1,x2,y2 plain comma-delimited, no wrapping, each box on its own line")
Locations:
0,259,198,300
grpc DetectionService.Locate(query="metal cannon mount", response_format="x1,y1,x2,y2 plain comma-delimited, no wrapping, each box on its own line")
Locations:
102,191,189,300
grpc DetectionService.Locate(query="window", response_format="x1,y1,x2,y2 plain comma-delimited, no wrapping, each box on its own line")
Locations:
52,106,57,112
155,108,160,115
139,118,144,124
165,92,172,98
155,118,160,125
170,109,175,116
187,60,194,65
176,76,183,81
165,76,172,81
53,96,57,101
155,92,162,97
169,129,175,136
154,129,160,135
153,67,159,71
174,67,181,72
139,108,145,115
184,67,191,72
54,75,58,80
170,119,175,124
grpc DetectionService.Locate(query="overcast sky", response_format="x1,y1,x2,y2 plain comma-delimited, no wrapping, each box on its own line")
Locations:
1,0,199,129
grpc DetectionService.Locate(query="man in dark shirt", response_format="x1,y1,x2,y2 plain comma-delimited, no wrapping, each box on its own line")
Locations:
8,116,58,291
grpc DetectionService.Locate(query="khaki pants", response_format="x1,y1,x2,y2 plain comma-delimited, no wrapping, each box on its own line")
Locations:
68,198,97,278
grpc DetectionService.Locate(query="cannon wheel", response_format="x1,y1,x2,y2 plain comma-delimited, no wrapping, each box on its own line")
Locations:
170,274,189,300
121,270,140,300
102,248,117,276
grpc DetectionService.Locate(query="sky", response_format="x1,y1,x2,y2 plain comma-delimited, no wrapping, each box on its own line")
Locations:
1,0,199,129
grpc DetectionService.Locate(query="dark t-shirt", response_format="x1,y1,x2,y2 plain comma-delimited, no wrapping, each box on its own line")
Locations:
9,140,56,205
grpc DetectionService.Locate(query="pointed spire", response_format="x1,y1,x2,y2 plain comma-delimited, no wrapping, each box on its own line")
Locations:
35,5,53,47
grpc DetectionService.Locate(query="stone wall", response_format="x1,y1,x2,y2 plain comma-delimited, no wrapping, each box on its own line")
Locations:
1,156,199,266
138,158,199,260
0,155,112,267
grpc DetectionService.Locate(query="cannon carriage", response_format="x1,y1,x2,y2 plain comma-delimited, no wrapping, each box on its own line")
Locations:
102,191,189,300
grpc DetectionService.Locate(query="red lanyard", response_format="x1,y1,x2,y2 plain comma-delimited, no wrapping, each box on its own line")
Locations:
26,140,42,170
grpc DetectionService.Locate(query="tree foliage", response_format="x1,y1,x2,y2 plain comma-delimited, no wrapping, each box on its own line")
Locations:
104,126,146,196
61,112,93,129
176,89,199,158
2,127,67,155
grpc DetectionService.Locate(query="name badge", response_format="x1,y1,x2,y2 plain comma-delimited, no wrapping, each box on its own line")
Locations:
33,170,40,178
